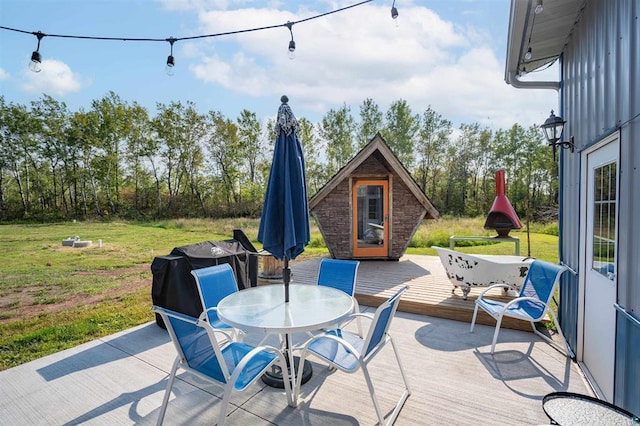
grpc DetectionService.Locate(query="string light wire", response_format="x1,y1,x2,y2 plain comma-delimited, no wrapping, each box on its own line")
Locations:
521,0,539,74
0,0,375,72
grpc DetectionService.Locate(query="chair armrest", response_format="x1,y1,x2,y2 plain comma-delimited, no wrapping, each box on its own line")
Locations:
228,345,283,382
336,312,373,331
347,312,374,321
198,320,235,341
301,312,372,344
199,307,223,322
154,306,199,325
501,296,549,318
303,331,362,359
477,283,514,298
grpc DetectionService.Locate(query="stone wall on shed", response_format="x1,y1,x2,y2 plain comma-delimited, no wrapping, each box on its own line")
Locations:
388,172,426,259
313,179,351,259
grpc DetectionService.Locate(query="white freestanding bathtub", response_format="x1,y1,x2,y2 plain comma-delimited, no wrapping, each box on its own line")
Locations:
432,246,533,300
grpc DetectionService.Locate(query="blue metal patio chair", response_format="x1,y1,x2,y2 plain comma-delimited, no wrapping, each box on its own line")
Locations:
470,259,570,355
192,264,243,340
316,258,362,336
153,306,293,426
296,286,411,426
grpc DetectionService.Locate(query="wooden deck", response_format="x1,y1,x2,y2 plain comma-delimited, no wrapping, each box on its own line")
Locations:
286,254,535,331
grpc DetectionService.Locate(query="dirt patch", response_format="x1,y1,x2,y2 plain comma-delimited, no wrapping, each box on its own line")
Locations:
0,264,152,324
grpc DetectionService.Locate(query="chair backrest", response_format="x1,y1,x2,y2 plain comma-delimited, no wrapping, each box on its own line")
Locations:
317,258,360,296
192,264,240,322
518,260,567,319
362,286,408,357
153,306,229,383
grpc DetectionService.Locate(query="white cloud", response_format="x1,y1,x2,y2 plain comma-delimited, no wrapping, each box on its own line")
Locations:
20,59,88,97
0,68,9,80
157,0,233,12
186,2,558,130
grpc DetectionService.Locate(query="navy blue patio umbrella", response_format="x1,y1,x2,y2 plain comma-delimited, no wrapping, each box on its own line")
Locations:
258,95,310,303
257,96,312,388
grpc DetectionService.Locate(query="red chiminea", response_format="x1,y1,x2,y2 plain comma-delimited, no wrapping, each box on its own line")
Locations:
484,169,522,237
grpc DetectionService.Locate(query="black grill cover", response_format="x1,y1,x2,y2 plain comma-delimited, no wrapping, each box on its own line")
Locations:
151,240,250,328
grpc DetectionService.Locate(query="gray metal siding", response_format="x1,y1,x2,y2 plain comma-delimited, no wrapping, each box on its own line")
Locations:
615,309,640,415
558,272,578,353
560,0,639,411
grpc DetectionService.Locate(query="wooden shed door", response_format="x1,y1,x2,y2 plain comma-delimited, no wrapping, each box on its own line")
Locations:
352,180,388,257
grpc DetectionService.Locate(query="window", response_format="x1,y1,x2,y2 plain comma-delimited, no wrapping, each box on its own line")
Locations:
592,162,616,278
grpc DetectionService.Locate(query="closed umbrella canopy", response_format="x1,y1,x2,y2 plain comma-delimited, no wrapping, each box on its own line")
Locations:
258,96,310,302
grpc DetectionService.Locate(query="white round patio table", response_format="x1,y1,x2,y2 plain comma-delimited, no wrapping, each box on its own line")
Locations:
217,284,354,405
542,392,639,425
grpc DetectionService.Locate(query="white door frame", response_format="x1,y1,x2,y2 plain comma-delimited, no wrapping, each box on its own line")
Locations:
577,131,619,401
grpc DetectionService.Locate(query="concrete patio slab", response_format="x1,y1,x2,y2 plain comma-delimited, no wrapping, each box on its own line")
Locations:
0,305,592,425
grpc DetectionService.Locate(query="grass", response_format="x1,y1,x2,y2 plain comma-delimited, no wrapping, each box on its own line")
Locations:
406,215,559,262
0,217,558,370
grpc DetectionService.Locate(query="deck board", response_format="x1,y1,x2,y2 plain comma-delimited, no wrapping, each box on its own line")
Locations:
286,254,535,331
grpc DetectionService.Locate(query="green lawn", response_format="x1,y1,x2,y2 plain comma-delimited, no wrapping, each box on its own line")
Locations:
0,217,558,370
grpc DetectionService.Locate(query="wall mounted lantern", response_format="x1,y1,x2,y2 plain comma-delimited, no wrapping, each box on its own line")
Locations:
541,110,574,161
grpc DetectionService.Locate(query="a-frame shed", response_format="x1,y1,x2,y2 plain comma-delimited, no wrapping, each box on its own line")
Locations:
309,133,439,260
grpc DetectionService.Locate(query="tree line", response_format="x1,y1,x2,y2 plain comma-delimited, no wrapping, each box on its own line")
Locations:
0,92,558,222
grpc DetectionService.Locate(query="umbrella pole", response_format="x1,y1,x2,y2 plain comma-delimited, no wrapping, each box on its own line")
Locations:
283,257,292,384
283,257,290,303
261,255,312,390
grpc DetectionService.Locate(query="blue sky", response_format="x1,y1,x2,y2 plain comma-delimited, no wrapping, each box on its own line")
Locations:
0,0,558,131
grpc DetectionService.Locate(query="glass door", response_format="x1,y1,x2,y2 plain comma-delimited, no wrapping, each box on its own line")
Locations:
352,180,388,257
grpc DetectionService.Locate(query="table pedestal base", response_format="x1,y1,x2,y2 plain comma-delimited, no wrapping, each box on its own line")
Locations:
262,356,313,388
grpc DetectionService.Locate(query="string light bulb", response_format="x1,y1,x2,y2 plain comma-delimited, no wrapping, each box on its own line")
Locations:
166,55,175,76
29,51,42,73
165,37,176,76
535,0,543,14
524,47,532,60
286,22,296,60
391,0,399,20
29,31,45,73
288,40,296,59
